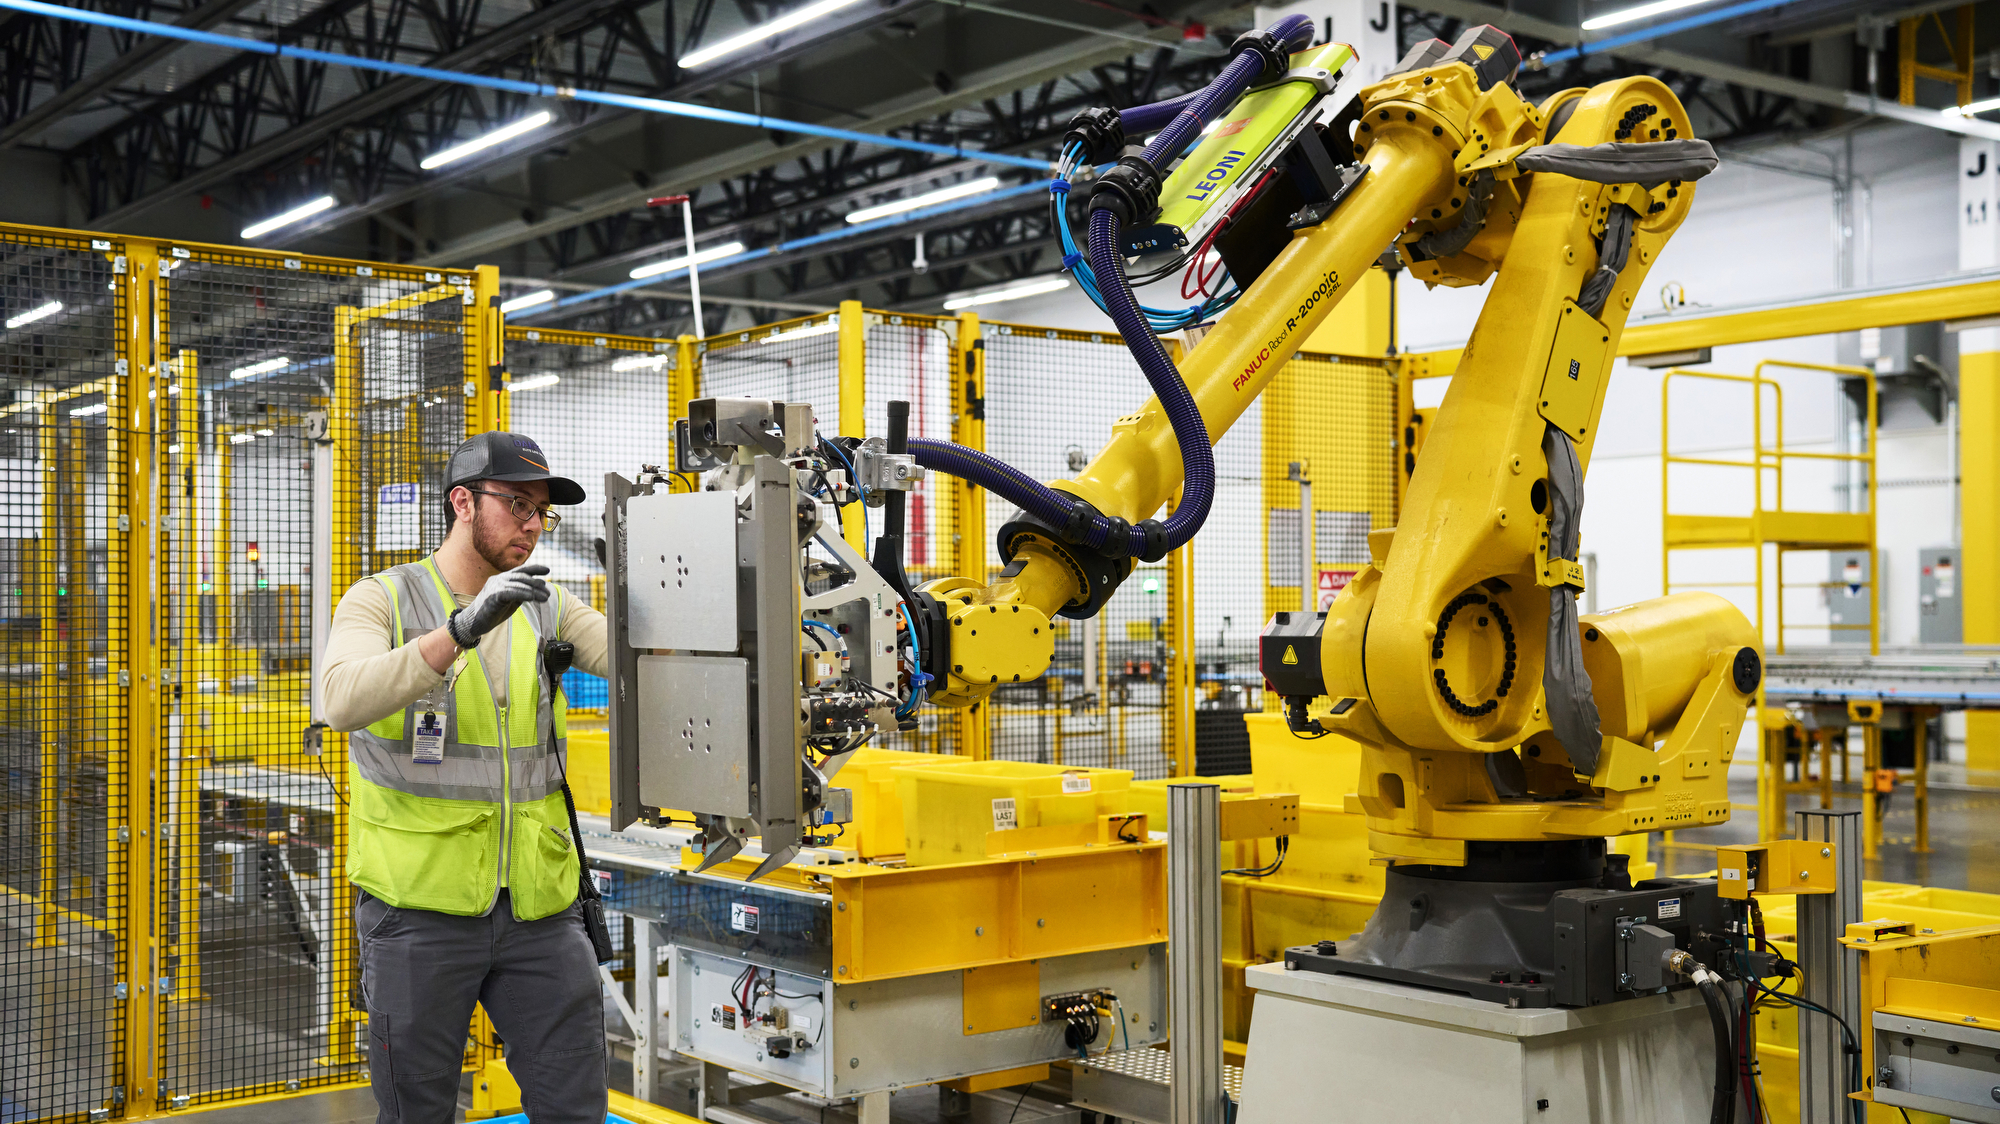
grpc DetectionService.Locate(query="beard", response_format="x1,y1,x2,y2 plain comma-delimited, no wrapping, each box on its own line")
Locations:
470,505,533,571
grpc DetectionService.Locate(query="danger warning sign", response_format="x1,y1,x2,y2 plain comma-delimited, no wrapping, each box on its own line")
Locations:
1317,568,1358,611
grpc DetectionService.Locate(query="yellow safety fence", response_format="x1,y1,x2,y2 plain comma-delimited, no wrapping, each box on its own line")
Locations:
0,217,1406,1121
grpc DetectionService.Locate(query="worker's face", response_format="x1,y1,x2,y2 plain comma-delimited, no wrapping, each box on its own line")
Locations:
456,479,550,571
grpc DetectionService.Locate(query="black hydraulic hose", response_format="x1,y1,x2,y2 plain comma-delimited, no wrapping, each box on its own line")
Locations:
906,14,1315,567
1695,977,1737,1124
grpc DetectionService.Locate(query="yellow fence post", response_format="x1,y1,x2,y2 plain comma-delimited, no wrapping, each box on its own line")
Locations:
321,304,366,1070
170,349,208,1006
838,300,867,556
951,312,989,761
472,264,505,434
120,238,164,1118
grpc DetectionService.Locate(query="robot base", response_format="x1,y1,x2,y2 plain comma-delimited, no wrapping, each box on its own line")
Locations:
1236,963,1719,1123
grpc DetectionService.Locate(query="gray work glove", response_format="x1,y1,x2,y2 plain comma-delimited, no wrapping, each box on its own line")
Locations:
445,564,551,648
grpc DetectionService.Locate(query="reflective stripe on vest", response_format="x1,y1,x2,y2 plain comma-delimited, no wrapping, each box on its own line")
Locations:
348,557,567,804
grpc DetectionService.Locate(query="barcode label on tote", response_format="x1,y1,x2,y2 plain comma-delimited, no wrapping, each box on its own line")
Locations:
992,798,1018,831
1061,773,1092,794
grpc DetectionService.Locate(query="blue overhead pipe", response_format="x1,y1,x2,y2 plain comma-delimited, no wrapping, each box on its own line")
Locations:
0,0,1053,173
1538,0,1804,66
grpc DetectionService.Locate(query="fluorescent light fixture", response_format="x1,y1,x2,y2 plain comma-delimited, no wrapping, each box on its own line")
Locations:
229,356,290,380
6,301,61,329
167,444,182,454
629,241,747,280
500,289,556,313
509,374,562,392
761,320,838,344
611,354,672,371
1949,96,2000,117
229,432,255,444
256,428,275,436
421,111,553,170
241,195,336,240
68,402,107,417
1580,0,1716,29
679,0,867,67
942,277,1070,310
847,178,1001,224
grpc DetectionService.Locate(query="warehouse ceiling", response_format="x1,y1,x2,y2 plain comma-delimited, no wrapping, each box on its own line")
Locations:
0,0,1994,332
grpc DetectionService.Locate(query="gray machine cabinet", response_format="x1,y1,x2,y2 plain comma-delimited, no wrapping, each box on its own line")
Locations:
1919,545,1963,645
1827,550,1874,645
672,943,1168,1099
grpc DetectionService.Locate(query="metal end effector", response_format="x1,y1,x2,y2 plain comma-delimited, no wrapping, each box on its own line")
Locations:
605,396,925,880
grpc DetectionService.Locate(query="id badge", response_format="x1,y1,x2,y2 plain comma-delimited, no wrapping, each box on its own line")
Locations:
412,680,449,765
412,711,445,764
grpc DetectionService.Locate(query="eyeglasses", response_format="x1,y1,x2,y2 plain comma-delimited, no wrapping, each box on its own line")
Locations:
465,487,562,532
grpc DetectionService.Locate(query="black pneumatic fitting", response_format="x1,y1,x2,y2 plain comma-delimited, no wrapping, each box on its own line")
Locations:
1136,518,1168,563
1231,29,1290,82
1089,155,1164,225
1063,106,1127,166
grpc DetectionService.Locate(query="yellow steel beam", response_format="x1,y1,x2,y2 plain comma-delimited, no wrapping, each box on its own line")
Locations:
1405,274,2000,377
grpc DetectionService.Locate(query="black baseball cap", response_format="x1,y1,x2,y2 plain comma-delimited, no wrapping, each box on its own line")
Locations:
446,431,586,505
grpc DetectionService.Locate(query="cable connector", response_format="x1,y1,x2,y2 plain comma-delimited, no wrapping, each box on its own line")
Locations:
1136,518,1168,562
1063,106,1126,166
1089,155,1164,225
1230,28,1289,82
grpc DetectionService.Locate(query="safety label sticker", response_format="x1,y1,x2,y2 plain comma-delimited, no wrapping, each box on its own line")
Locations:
1060,773,1092,794
992,798,1018,831
1657,897,1682,919
1720,868,1742,881
731,903,760,934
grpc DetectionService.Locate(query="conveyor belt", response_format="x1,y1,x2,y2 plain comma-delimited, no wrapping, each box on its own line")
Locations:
1761,647,2000,709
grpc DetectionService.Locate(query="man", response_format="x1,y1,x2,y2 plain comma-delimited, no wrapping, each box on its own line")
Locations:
322,431,609,1124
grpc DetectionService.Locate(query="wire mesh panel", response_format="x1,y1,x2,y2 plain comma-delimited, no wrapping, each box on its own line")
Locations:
980,323,1179,781
698,314,842,429
503,328,684,711
157,250,474,1108
1223,351,1399,768
0,229,128,1124
859,314,957,755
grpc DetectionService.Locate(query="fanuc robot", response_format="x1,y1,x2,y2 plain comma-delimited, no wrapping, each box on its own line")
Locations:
605,11,1758,1032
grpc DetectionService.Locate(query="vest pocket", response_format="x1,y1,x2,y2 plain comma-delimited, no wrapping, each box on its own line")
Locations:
348,784,498,915
509,801,581,921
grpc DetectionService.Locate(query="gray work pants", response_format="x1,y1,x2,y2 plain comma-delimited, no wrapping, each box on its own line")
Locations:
358,888,607,1124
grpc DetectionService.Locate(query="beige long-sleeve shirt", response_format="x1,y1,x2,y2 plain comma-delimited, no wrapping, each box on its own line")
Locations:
321,559,609,733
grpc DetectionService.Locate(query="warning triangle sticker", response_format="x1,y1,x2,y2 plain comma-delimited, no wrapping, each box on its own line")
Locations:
1282,645,1298,665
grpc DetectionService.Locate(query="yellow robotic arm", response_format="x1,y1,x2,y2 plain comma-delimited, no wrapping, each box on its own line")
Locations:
920,29,1759,874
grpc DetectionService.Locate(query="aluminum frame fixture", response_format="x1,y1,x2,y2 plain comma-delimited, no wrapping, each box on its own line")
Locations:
1168,782,1224,1124
1795,809,1862,1124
